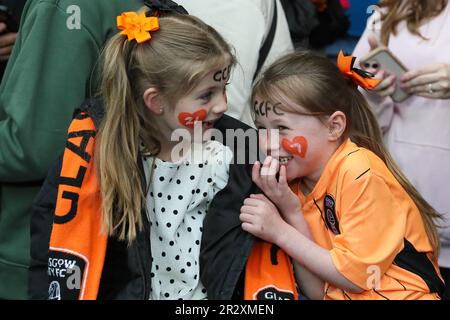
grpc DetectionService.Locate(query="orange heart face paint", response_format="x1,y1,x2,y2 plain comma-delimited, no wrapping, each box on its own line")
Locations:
282,136,308,158
178,109,207,129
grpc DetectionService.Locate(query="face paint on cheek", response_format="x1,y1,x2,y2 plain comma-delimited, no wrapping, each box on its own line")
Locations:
178,109,207,129
281,136,308,158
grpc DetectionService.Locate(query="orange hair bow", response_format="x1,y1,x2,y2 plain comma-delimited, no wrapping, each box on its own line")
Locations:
117,12,159,44
337,50,381,90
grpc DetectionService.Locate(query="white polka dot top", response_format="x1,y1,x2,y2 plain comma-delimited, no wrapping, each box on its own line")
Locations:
142,140,233,300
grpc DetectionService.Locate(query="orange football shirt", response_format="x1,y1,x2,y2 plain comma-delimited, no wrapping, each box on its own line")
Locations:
292,138,444,300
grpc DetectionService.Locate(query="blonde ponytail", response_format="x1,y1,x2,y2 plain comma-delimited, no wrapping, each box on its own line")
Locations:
98,35,145,242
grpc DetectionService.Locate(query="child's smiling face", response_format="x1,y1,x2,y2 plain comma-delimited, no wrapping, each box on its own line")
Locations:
142,60,232,160
253,95,336,182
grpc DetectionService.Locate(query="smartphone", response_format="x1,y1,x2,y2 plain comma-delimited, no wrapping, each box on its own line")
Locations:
359,47,410,102
0,5,19,33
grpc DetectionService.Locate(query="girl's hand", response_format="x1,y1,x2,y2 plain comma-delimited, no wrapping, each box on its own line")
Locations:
240,193,291,244
400,63,450,99
252,156,301,224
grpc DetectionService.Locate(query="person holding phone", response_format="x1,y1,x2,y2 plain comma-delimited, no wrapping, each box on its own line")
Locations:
353,0,450,299
0,0,26,78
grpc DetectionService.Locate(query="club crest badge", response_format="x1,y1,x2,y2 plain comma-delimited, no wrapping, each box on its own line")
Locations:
324,194,340,235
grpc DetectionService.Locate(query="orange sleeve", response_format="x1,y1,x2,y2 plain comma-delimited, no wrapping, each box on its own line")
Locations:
329,171,406,290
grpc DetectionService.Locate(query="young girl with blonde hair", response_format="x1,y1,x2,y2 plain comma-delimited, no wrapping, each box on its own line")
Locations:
29,2,239,300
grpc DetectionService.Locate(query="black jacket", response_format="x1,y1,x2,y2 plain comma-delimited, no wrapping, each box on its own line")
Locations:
29,98,260,299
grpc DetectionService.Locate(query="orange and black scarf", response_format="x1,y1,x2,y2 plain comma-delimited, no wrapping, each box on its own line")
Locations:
245,242,299,300
47,112,106,300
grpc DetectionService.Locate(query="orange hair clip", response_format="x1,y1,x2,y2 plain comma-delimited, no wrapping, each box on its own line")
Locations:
117,11,160,44
337,50,381,90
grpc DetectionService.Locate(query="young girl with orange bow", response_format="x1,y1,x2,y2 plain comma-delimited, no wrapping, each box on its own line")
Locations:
29,2,241,300
241,50,445,300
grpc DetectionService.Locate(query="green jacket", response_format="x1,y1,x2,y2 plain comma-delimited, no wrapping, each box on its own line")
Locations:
0,0,143,299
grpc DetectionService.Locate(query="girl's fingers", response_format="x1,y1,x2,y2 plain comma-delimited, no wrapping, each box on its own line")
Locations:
266,157,279,187
259,156,273,192
240,205,255,214
260,156,279,190
241,222,255,234
260,156,272,177
245,197,270,210
250,193,265,199
267,157,278,176
239,213,255,223
243,197,262,207
279,165,288,187
252,161,262,188
250,193,269,203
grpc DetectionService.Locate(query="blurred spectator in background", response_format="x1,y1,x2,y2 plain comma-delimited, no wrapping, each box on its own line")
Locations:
0,0,26,79
0,0,144,300
309,0,349,50
353,0,450,299
280,0,318,49
280,0,351,54
177,0,294,127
